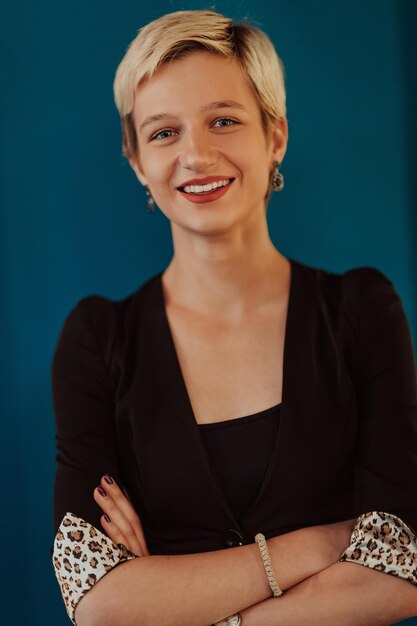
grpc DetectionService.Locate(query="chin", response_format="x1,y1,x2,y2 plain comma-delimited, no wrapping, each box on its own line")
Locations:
174,208,251,236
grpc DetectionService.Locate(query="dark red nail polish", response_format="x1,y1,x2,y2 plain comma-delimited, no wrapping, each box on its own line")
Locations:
104,474,114,484
97,485,107,497
104,513,111,523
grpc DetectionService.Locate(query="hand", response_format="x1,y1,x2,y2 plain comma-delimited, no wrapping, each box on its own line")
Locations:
93,474,151,557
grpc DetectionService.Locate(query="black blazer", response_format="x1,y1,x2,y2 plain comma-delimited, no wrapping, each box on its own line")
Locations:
52,257,417,555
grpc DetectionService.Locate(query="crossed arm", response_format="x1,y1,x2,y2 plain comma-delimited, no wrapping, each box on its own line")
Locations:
240,561,417,626
52,268,417,626
63,477,417,626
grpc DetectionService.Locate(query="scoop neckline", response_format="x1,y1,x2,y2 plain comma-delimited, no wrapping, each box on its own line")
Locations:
197,401,282,429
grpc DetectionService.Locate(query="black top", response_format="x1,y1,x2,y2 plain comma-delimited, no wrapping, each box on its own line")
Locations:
198,403,281,522
51,258,417,555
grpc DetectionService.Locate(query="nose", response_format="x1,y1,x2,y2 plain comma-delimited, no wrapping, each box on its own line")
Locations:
178,126,217,172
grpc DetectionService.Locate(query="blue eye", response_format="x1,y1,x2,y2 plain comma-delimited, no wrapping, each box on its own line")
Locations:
150,129,176,141
149,118,238,141
213,118,237,127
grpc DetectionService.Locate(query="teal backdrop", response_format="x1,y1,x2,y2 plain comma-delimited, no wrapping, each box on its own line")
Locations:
1,0,416,624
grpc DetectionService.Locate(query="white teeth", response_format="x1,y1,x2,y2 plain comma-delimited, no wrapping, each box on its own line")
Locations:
182,179,231,194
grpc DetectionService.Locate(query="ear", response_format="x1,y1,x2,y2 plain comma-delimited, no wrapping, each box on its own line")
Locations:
270,116,288,163
128,155,148,187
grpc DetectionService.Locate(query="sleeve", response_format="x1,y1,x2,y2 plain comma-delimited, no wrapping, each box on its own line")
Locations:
51,298,137,624
338,267,417,585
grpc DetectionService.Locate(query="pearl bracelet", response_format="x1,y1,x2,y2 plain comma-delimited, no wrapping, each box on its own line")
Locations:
254,532,283,597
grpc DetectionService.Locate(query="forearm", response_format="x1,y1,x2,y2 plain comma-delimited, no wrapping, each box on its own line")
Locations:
240,561,417,626
75,524,331,626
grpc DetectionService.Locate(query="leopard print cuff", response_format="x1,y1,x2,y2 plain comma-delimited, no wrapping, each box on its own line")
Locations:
338,511,417,585
52,512,137,624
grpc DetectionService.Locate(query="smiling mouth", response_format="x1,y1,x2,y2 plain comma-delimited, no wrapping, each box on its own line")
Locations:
177,178,234,194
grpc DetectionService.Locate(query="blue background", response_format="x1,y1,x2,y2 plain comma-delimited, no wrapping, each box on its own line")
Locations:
1,0,416,624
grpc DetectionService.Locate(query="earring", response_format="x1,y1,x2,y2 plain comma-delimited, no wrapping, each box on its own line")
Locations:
144,186,156,213
270,160,284,192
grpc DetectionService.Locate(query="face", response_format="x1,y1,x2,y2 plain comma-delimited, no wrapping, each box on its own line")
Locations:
130,50,287,234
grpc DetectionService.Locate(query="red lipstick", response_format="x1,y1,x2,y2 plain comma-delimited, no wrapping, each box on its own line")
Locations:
177,178,235,204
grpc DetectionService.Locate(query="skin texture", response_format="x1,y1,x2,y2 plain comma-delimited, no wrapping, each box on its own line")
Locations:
93,477,417,625
129,50,287,241
94,476,150,557
127,50,291,338
127,49,293,430
73,51,417,624
239,561,417,626
78,479,358,626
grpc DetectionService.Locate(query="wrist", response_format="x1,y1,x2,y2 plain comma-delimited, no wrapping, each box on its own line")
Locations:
268,525,329,589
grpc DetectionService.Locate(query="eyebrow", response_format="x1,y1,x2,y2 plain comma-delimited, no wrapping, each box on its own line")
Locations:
138,100,247,134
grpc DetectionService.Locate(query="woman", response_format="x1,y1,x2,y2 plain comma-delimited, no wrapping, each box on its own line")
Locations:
51,9,417,626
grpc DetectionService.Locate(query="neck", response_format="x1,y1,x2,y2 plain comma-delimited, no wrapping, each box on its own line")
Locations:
161,226,290,322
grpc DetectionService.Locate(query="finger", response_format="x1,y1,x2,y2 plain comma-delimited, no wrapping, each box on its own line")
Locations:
134,510,151,556
93,485,140,553
99,512,127,547
100,513,144,557
100,476,150,556
123,486,151,556
94,481,146,556
101,476,140,526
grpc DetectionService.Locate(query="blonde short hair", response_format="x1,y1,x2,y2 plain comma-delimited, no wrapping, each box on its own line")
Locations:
113,9,287,162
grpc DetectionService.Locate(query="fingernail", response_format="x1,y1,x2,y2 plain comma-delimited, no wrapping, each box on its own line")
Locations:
97,485,107,497
104,513,111,523
104,474,114,484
